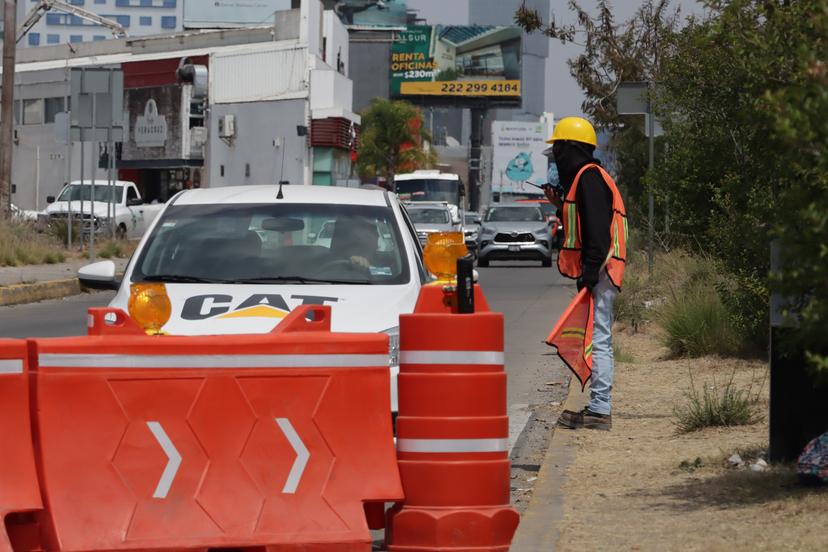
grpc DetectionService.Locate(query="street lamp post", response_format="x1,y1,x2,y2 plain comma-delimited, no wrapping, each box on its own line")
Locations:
617,81,662,276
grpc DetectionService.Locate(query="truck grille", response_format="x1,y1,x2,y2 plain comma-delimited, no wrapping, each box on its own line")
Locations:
494,232,535,244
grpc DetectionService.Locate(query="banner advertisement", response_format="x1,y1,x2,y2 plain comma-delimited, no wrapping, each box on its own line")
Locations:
333,0,407,27
122,86,183,162
491,120,553,196
184,0,291,28
390,25,522,100
184,1,408,29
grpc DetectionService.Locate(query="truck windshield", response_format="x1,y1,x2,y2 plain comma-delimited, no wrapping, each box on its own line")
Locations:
485,206,544,222
408,208,449,224
396,179,460,206
57,184,124,203
133,203,410,285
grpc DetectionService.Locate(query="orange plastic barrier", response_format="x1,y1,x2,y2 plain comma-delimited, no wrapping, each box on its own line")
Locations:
387,285,520,551
0,340,43,552
4,306,401,552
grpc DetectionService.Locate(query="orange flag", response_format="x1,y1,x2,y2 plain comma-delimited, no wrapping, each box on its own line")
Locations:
545,288,594,390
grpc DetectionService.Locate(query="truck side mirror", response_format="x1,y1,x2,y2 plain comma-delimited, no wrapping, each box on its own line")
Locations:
46,196,55,204
127,198,143,207
78,260,120,291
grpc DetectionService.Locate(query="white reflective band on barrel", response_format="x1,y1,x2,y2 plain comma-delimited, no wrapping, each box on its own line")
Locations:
396,438,509,453
0,359,23,374
37,353,390,369
399,350,504,365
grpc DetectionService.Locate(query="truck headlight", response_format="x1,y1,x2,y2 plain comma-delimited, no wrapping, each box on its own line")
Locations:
383,326,400,368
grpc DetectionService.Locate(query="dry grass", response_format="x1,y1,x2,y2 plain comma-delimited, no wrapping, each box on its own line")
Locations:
0,220,66,266
555,327,828,552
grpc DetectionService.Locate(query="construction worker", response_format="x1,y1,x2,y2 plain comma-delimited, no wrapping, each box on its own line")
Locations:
542,116,628,431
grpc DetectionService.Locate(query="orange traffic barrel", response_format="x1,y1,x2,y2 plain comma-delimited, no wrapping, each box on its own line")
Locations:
386,285,519,551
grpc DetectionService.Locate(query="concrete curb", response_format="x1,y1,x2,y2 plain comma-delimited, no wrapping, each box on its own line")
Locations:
511,378,585,551
0,278,82,307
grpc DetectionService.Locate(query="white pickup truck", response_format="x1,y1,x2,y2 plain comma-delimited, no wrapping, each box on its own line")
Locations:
46,180,165,240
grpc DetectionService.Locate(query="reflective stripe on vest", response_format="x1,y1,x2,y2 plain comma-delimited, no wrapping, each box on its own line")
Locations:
557,164,628,290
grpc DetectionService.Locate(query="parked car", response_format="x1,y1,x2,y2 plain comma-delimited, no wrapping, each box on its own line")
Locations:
476,204,554,267
464,212,482,257
404,201,462,248
11,203,40,222
46,180,165,240
77,185,431,412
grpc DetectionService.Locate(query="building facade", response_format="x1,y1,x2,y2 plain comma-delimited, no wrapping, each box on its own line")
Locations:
17,0,184,47
7,1,359,210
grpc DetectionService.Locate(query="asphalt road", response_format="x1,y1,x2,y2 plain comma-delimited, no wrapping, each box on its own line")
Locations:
0,291,116,338
0,261,573,511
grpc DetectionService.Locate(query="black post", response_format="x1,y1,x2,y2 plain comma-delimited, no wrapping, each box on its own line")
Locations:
768,241,828,462
468,107,485,212
456,255,474,314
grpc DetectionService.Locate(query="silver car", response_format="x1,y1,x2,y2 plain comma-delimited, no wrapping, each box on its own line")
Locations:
476,204,554,267
405,202,461,248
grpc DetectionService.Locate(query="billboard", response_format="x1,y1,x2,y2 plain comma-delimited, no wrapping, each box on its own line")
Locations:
390,25,522,101
491,119,554,196
184,1,408,29
184,0,292,28
332,0,407,27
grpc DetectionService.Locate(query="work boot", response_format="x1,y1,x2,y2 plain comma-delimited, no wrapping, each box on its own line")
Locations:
557,406,612,431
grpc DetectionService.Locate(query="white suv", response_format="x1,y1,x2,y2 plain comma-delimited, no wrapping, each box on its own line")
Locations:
78,185,430,411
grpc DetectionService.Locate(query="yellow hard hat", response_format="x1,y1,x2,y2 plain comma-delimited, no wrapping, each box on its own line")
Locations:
547,116,597,146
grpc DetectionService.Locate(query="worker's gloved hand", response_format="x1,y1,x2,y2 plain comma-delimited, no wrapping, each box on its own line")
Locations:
577,271,599,293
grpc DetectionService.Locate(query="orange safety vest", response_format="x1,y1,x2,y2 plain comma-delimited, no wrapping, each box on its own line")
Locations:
557,163,628,290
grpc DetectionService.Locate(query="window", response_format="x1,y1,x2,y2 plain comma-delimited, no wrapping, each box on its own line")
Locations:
94,0,106,3
23,99,44,125
68,0,84,4
484,206,544,223
69,35,83,43
126,186,139,202
408,208,449,225
139,16,152,26
47,34,60,44
44,98,64,124
134,203,411,285
58,184,124,203
93,35,106,41
27,33,40,46
163,0,176,6
160,16,176,29
103,14,130,27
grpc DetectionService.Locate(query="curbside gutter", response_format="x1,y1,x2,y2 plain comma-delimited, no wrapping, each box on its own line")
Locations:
0,279,83,307
511,377,584,551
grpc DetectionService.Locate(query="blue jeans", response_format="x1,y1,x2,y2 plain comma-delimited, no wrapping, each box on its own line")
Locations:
589,272,617,415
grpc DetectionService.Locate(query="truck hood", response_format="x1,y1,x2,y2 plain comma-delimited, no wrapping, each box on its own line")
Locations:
46,201,121,218
110,283,420,335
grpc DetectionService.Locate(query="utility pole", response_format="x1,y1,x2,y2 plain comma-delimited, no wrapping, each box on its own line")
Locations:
469,107,486,212
0,0,17,220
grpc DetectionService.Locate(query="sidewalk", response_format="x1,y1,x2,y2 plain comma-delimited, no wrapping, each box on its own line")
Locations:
513,327,828,551
0,258,128,305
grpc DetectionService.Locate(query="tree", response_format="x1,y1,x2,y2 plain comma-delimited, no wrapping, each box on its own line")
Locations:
514,1,680,215
356,98,435,184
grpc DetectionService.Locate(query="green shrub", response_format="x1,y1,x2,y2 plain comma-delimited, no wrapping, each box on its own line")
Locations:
674,369,762,433
658,284,741,357
0,220,67,267
613,343,635,363
97,240,124,259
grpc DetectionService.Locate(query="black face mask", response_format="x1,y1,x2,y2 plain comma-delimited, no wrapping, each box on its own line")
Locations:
553,140,598,193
